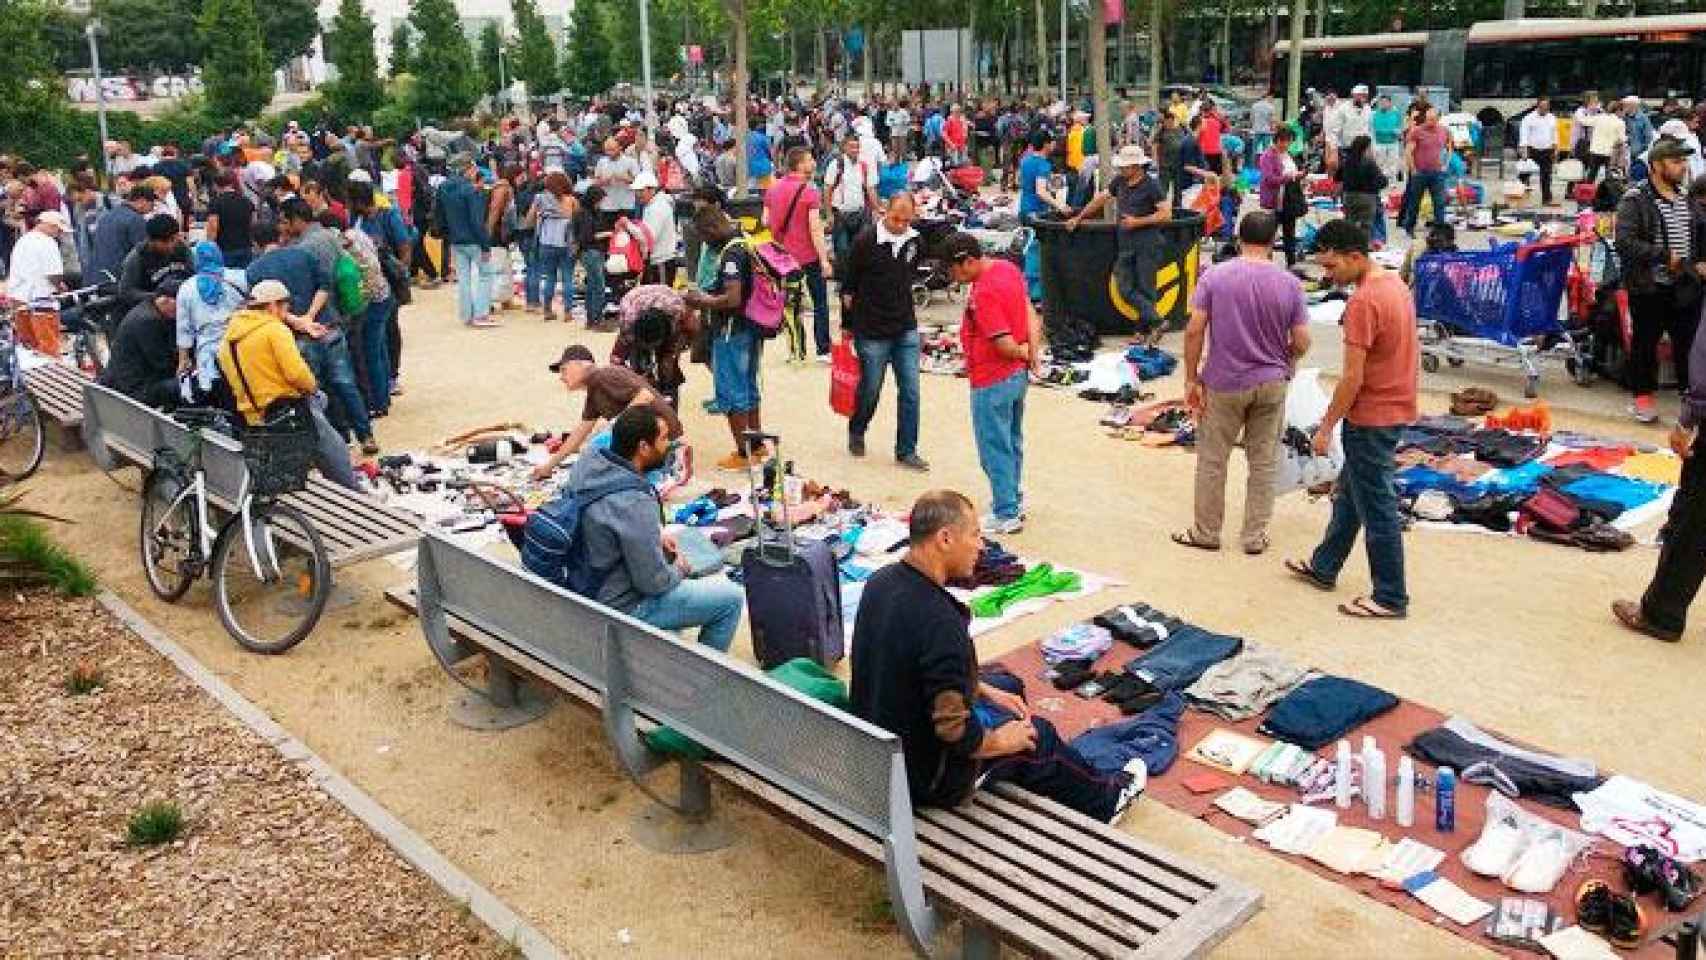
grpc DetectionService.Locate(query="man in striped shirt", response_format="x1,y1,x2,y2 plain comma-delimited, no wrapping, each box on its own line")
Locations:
1614,137,1701,425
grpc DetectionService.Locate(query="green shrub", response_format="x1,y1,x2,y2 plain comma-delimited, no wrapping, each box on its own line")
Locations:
0,516,96,596
64,659,105,695
125,801,185,846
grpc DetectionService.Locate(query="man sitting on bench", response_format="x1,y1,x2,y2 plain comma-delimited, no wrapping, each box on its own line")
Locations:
571,405,743,652
851,490,1145,823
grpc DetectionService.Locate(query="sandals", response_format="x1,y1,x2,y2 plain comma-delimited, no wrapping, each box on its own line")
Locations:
1171,530,1220,552
1337,596,1407,620
1284,558,1336,591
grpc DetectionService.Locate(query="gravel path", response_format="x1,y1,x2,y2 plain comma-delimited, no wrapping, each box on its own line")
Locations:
0,589,506,958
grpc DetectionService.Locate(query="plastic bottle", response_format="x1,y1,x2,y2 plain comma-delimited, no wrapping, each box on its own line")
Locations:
1396,756,1416,828
1436,766,1457,833
1364,743,1387,821
1334,739,1353,809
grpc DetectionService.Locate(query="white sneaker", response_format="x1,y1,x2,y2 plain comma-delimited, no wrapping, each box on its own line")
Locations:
1111,758,1148,822
980,514,1024,535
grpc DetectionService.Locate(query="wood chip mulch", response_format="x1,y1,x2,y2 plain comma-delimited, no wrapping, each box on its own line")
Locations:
0,590,510,959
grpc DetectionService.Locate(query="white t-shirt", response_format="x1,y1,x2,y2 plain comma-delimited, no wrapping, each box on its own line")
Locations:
641,193,678,265
7,230,64,307
596,154,640,212
825,155,877,212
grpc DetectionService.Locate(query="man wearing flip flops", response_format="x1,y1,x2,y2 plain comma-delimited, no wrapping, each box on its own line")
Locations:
1284,220,1417,621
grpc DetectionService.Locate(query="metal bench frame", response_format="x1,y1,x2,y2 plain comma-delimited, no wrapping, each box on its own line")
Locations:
409,529,1262,959
23,362,92,450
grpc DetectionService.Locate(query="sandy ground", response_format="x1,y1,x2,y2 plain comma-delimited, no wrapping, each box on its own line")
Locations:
19,271,1706,959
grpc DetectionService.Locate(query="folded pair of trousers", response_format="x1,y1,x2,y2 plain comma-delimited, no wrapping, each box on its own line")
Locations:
1070,692,1185,778
1123,625,1244,692
1407,723,1603,810
1256,675,1398,750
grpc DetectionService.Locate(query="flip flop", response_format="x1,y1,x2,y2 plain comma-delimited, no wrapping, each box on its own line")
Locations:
1284,558,1336,591
1338,596,1407,620
1171,530,1220,552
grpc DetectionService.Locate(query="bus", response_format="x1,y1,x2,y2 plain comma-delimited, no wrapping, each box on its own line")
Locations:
1272,13,1706,128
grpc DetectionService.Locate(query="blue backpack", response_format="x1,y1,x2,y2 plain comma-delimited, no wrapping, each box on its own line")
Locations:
1125,345,1179,381
520,471,651,598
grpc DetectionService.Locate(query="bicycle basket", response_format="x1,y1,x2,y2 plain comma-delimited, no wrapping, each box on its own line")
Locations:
240,421,316,497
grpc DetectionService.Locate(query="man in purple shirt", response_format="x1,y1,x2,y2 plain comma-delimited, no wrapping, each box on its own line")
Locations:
1175,211,1312,554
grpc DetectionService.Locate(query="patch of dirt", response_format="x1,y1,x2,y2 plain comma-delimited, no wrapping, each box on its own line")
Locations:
0,590,507,958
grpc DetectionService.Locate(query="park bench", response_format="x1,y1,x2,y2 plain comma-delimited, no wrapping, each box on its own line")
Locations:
81,381,420,567
24,362,92,450
397,529,1262,959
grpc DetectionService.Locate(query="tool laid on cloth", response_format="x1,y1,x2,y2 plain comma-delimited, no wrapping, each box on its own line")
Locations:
739,431,844,670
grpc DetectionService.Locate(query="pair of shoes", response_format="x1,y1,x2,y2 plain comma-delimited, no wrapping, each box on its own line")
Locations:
1611,599,1682,642
715,452,751,471
848,436,866,457
1110,759,1148,822
1625,844,1703,912
897,453,931,472
360,437,381,456
1629,395,1660,424
980,514,1024,535
1576,879,1647,949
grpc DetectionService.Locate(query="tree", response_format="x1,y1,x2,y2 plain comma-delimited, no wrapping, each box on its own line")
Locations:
90,0,201,73
408,0,480,119
388,21,413,77
257,0,320,70
562,0,615,97
199,0,273,120
325,0,384,120
478,20,506,97
510,0,559,97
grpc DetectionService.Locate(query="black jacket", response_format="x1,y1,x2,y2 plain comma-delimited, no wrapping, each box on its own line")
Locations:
1615,180,1702,294
117,243,192,314
1339,155,1388,195
840,226,920,340
99,300,179,410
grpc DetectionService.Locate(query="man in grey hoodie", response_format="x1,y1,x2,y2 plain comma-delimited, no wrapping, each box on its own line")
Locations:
571,405,745,651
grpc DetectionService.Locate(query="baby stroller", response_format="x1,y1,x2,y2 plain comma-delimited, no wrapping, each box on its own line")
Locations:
911,216,967,308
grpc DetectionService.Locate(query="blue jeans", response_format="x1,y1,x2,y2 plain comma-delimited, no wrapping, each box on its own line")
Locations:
629,576,746,653
1309,424,1408,612
1398,171,1448,234
830,211,865,266
451,244,490,323
849,331,921,458
800,261,831,356
979,673,1133,822
711,325,762,414
516,232,537,307
1124,626,1244,691
580,247,607,324
308,391,361,490
971,369,1027,521
298,331,371,441
535,243,574,315
360,299,392,413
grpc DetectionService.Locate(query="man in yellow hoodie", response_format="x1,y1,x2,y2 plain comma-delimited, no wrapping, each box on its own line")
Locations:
218,279,361,490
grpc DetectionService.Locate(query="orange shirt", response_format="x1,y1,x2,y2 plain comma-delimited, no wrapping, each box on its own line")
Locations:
1343,269,1419,427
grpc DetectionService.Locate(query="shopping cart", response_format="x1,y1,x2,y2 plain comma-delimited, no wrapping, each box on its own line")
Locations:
1411,234,1596,398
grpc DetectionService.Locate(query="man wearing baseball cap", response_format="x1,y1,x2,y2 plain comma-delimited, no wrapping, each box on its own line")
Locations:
5,209,69,356
634,171,679,287
1067,143,1172,344
101,270,188,411
530,343,689,482
217,278,361,490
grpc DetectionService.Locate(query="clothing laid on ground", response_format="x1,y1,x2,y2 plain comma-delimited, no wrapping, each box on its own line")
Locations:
1574,775,1706,863
1559,473,1667,511
969,563,1081,619
1123,625,1244,692
1407,717,1603,811
1071,693,1185,777
1092,604,1183,649
1039,623,1113,664
1257,676,1399,750
1184,643,1318,722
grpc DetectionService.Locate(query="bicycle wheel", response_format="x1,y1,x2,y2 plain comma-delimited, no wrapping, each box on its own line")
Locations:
139,469,201,602
210,502,330,655
0,388,45,483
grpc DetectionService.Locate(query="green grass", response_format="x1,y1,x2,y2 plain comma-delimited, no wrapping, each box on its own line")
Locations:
0,516,96,597
125,801,185,847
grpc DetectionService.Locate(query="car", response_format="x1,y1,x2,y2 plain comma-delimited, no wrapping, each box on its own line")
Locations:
1155,83,1252,128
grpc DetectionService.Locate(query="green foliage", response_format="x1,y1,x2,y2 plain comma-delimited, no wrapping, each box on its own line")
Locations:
125,801,185,846
0,516,97,597
478,21,507,98
563,0,615,97
90,0,202,73
65,660,106,696
371,75,419,140
199,0,273,120
408,0,480,120
256,0,321,70
388,21,414,78
510,0,559,98
325,0,384,120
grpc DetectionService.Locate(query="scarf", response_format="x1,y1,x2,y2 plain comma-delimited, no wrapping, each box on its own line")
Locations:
192,241,225,307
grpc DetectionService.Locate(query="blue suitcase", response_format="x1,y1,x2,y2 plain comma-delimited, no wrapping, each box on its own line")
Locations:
739,433,844,670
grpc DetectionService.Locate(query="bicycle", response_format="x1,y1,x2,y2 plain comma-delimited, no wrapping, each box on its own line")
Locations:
139,405,332,654
0,304,46,483
48,280,123,377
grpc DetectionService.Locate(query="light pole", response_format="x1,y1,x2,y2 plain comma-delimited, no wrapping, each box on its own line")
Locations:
639,0,656,136
1059,0,1067,104
86,18,111,183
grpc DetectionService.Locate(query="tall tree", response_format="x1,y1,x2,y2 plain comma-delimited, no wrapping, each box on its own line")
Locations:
388,21,413,77
510,0,559,97
478,20,507,97
408,0,480,119
199,0,273,119
325,0,384,119
563,0,615,96
91,0,201,73
257,0,320,70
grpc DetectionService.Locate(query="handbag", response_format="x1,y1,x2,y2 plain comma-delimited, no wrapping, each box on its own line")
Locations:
1520,486,1581,533
829,335,859,417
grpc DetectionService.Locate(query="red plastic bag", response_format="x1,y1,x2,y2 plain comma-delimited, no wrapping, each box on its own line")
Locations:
830,336,860,417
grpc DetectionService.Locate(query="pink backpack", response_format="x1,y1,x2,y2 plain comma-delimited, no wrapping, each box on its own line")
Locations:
724,238,799,339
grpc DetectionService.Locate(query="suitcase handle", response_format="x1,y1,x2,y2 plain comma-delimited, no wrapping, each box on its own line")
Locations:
742,430,795,566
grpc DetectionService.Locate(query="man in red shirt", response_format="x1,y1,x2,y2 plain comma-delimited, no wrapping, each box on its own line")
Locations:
945,232,1042,535
763,147,832,360
944,106,971,166
1197,103,1227,176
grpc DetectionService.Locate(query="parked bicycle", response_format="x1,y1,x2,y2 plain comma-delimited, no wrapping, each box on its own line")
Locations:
0,304,46,483
139,405,332,654
48,278,124,377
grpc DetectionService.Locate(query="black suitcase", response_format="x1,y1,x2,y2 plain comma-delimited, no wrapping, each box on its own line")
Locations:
739,432,845,670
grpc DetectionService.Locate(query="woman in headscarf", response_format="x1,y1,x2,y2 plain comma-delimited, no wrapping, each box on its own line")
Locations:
175,241,249,402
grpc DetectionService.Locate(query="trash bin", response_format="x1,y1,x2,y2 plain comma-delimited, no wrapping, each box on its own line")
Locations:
1031,212,1205,343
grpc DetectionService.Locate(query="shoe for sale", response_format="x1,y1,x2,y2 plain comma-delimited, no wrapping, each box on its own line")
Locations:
1630,395,1659,424
360,437,381,456
1110,759,1148,822
896,454,931,472
715,452,751,471
1576,880,1647,948
1625,844,1702,912
980,514,1024,536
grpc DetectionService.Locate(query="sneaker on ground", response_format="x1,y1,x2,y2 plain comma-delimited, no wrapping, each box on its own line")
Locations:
897,453,931,472
470,316,502,328
1630,396,1659,424
1111,758,1148,821
980,514,1024,535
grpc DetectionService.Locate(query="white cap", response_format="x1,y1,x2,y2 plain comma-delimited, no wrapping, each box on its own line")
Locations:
1351,84,1369,96
35,210,68,230
348,169,372,183
250,279,291,304
1660,118,1691,140
631,171,660,191
1113,144,1148,168
1623,95,1641,104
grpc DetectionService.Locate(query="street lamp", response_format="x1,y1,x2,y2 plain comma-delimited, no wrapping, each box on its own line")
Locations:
86,18,111,182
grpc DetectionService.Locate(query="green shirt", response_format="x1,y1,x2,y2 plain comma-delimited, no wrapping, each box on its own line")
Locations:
1372,108,1402,145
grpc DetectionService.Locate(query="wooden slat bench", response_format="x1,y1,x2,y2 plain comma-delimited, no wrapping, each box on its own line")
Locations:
81,381,420,568
23,362,92,450
396,532,1262,959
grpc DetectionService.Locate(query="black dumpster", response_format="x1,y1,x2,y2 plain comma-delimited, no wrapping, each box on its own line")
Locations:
1032,211,1205,347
